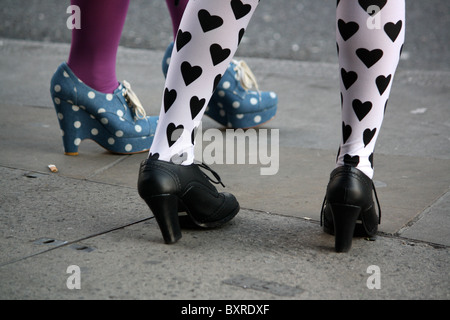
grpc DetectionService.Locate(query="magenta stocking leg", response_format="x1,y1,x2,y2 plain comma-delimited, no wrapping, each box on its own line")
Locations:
67,0,130,94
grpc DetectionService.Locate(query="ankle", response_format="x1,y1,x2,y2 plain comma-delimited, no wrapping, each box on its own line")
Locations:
66,61,119,94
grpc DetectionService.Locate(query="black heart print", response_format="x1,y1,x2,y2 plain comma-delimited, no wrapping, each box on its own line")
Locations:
344,154,360,167
190,96,206,119
231,0,252,20
198,9,224,32
213,74,222,93
238,28,246,45
363,128,377,147
358,0,387,15
376,74,392,95
342,122,352,144
352,99,372,121
176,30,192,51
384,20,402,42
164,88,177,113
166,123,184,147
338,19,359,41
341,68,358,90
369,153,374,168
181,61,203,86
210,43,231,66
356,48,383,68
191,127,198,145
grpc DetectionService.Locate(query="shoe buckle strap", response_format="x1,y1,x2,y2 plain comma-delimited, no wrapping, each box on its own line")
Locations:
123,80,147,120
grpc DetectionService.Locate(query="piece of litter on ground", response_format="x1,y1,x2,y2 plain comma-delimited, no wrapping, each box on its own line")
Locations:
410,108,427,114
303,217,312,220
48,164,58,173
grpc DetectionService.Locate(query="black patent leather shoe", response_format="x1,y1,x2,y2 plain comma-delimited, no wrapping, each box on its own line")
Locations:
137,158,240,244
320,166,381,252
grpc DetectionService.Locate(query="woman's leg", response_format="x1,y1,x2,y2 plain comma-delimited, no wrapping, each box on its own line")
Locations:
67,0,130,93
336,0,405,179
150,0,260,164
162,0,278,130
138,0,260,244
322,0,405,252
51,0,158,155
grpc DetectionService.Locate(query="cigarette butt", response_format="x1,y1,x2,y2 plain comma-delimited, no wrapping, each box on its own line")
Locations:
48,164,58,173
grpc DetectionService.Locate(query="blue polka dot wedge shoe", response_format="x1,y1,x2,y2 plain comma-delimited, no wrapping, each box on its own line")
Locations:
162,43,278,129
50,62,158,155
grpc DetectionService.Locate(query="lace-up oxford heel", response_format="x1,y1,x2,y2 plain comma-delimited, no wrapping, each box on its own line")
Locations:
50,62,158,155
162,42,278,129
138,157,240,244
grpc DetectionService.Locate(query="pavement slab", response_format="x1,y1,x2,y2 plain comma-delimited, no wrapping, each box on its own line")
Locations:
0,39,448,301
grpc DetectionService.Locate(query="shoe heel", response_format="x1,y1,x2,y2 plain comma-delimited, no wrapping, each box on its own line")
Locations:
53,99,97,155
145,194,181,244
330,204,361,253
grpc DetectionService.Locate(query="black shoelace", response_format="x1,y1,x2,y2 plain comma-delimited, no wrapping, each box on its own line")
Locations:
195,162,226,188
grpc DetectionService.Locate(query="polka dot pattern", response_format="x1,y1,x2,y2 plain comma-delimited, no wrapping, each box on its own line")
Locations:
50,62,158,155
160,42,278,130
205,61,278,129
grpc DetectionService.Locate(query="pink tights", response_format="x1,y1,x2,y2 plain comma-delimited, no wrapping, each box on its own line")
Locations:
67,0,129,94
67,0,188,94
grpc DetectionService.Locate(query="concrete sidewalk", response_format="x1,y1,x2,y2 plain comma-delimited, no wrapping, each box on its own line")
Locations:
0,39,449,300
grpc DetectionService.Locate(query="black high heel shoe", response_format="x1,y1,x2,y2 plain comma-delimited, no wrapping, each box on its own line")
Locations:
137,158,240,244
320,166,381,252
